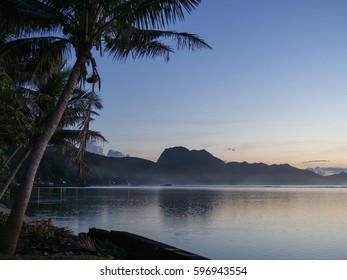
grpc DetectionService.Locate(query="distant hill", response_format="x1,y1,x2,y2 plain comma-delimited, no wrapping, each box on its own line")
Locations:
323,172,347,185
82,152,157,185
27,146,347,186
225,162,323,185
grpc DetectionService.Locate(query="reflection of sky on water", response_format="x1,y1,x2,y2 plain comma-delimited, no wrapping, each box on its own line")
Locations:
27,186,347,259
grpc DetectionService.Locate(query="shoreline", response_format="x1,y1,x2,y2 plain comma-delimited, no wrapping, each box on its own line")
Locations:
0,203,207,260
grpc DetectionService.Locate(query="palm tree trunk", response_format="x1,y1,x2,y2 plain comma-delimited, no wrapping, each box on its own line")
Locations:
0,56,86,255
0,145,32,201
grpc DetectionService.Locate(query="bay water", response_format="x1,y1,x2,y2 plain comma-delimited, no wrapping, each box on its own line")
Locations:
26,185,347,259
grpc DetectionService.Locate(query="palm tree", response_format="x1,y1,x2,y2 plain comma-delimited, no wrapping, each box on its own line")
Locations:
0,70,106,200
0,0,210,255
0,68,34,197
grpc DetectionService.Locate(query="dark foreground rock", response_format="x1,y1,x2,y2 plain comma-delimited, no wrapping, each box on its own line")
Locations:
88,228,208,260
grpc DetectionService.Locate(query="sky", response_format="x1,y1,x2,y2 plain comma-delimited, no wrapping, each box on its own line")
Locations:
88,0,347,170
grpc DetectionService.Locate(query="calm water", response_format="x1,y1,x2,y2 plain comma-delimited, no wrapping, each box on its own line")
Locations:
25,185,347,259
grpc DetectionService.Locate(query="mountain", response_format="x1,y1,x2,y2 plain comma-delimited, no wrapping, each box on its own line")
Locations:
225,162,323,185
27,146,347,186
82,152,157,185
157,146,226,174
155,146,227,184
158,146,225,169
323,172,347,185
156,147,323,185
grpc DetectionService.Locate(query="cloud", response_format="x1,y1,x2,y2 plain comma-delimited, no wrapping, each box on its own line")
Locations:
307,167,347,176
107,150,125,158
86,142,104,155
302,160,331,164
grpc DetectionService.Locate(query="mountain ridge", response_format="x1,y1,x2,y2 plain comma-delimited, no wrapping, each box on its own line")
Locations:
33,146,347,186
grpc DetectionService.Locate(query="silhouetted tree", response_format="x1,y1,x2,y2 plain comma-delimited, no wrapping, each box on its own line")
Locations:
0,0,210,255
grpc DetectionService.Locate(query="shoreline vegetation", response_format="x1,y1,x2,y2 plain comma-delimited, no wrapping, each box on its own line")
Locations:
0,203,111,259
0,203,207,260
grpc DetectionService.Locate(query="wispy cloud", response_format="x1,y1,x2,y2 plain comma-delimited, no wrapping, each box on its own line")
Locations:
302,160,331,164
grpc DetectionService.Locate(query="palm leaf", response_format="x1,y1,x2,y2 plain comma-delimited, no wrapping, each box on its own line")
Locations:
0,0,54,36
105,25,211,61
52,129,107,146
101,0,201,29
0,36,71,85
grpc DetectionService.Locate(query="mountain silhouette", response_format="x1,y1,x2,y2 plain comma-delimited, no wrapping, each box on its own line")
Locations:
33,146,347,186
157,146,225,171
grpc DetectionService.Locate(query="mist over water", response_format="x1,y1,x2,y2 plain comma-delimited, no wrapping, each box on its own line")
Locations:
27,186,347,259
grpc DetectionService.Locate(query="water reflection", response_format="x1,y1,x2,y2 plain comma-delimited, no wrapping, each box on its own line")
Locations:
27,186,347,259
157,188,220,217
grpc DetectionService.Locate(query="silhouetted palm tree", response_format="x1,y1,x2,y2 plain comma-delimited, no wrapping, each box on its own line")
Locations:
0,0,210,254
0,69,106,200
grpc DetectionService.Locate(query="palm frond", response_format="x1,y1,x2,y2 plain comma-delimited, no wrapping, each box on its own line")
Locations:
63,90,103,128
0,36,72,85
105,0,201,30
0,0,55,36
104,25,210,62
69,89,103,111
53,129,107,145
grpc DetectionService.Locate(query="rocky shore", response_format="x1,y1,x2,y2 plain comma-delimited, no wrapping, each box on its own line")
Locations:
0,203,207,260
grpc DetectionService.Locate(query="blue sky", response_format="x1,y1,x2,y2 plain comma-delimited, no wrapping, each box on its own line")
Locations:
89,0,347,169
